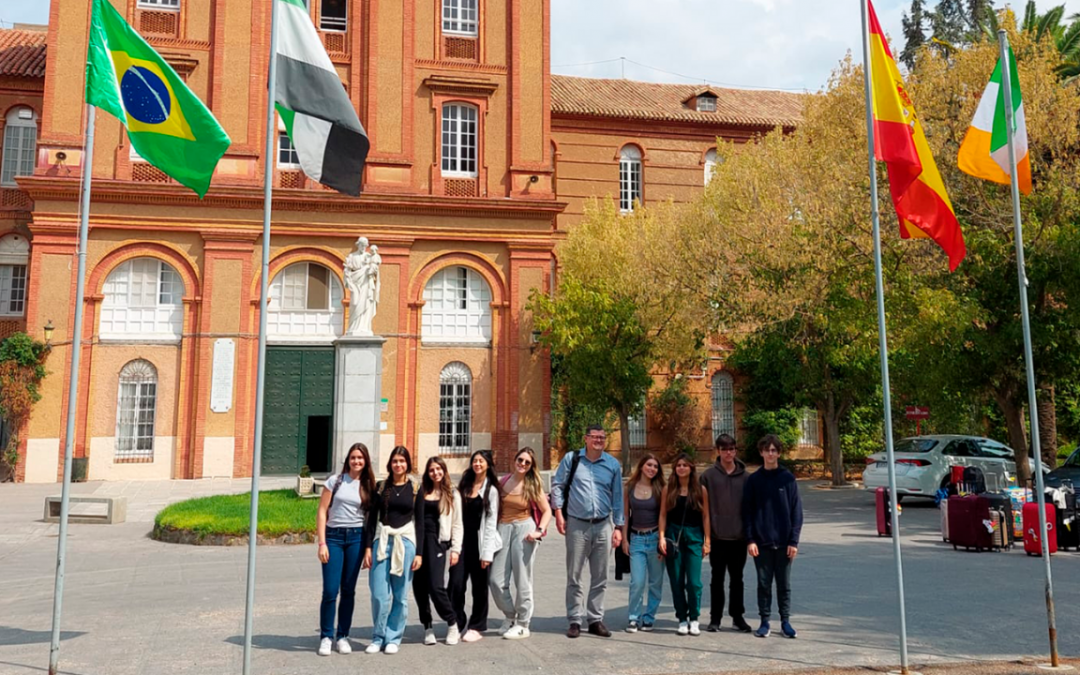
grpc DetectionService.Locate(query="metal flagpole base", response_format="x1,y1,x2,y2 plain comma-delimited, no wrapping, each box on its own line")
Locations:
887,670,923,675
1037,665,1074,671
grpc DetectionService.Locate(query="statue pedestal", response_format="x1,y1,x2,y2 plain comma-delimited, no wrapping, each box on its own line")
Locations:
333,336,386,470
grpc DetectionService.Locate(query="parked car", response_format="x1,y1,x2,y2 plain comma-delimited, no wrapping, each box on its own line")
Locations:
862,435,1048,500
1045,446,1080,489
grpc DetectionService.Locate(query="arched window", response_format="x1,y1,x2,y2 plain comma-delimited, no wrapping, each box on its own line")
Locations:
268,262,344,341
100,258,185,341
0,233,29,317
619,145,642,213
711,371,735,443
704,148,719,186
442,0,478,35
441,103,478,177
439,361,472,455
422,266,492,343
1,107,38,187
116,359,157,462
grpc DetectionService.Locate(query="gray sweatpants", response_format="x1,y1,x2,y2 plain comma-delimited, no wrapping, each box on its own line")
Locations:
488,519,538,627
564,517,613,625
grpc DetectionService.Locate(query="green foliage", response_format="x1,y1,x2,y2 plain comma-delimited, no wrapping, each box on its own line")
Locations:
648,376,701,455
740,409,800,462
0,333,50,479
0,332,48,384
839,402,884,462
154,489,317,538
902,0,930,70
299,464,311,478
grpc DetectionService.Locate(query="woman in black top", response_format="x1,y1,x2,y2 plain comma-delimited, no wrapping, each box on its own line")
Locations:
450,450,502,642
366,446,424,654
413,456,463,646
659,453,710,636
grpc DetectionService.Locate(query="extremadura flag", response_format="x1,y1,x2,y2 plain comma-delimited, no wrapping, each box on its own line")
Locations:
85,0,230,198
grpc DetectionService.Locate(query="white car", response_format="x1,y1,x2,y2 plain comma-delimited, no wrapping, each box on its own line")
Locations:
862,435,1047,500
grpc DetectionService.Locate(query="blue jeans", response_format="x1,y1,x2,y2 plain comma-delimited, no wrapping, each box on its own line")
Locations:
320,526,366,640
368,536,416,647
627,530,663,624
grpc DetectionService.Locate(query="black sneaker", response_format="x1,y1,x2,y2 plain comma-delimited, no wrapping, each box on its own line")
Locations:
706,622,720,632
732,617,753,633
640,622,654,632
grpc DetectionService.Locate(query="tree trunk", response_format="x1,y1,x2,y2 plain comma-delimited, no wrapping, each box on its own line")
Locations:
823,393,846,487
1037,384,1057,470
617,404,631,476
993,388,1031,486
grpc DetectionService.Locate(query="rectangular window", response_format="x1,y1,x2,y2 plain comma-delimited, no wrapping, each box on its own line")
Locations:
116,380,157,461
439,380,471,454
1,124,36,186
443,0,478,35
320,0,348,31
137,0,180,8
278,132,300,168
306,264,330,310
441,104,478,177
619,159,642,213
0,264,27,316
697,95,717,112
798,408,820,446
628,403,646,449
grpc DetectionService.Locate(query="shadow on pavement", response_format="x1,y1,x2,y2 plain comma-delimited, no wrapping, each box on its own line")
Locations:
0,626,86,646
224,634,313,652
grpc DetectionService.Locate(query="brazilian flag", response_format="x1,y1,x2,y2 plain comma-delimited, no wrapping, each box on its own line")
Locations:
85,0,230,197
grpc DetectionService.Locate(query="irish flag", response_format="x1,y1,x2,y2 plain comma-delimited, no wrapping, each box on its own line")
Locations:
958,46,1032,195
275,0,369,196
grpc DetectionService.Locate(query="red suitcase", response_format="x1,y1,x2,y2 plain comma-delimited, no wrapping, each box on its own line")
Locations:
1023,502,1057,556
948,495,993,551
876,487,892,537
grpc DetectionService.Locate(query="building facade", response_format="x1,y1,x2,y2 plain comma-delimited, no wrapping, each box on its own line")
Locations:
4,0,809,483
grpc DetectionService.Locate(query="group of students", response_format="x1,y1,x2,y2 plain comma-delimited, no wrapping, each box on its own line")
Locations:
313,427,803,656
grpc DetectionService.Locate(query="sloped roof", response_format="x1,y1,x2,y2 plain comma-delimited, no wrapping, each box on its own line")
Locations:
0,28,47,79
551,74,803,128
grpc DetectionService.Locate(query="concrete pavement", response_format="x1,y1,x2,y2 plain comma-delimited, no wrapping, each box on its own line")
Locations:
0,480,1077,675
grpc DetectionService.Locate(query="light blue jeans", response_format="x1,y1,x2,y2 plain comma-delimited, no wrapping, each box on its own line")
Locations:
627,529,664,625
368,536,416,647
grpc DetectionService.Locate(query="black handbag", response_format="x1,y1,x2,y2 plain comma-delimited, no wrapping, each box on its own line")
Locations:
659,495,688,558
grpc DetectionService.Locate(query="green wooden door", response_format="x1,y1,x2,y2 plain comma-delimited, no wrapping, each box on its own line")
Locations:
261,347,334,475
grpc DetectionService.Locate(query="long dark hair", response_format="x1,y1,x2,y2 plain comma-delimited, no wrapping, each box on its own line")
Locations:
422,456,455,515
626,452,665,498
459,449,499,515
339,442,376,503
666,453,703,511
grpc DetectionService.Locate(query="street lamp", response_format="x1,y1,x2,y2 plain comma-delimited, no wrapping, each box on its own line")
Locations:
43,319,54,345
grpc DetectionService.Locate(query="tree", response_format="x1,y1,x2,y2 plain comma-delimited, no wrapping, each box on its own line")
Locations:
0,333,50,481
930,0,972,54
902,0,930,69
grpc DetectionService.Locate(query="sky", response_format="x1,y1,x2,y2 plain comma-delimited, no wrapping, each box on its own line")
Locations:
1,0,1078,92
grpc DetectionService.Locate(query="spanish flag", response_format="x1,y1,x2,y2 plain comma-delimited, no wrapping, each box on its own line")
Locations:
867,0,965,271
85,0,230,197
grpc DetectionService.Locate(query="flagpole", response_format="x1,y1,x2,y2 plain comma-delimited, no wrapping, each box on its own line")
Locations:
241,0,279,672
860,3,913,674
996,30,1063,671
48,104,95,675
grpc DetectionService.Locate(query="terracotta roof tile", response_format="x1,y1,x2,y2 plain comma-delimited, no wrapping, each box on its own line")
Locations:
0,28,47,79
551,74,803,128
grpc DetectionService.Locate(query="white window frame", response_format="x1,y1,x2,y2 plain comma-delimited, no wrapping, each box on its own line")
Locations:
267,262,344,342
1,107,38,187
441,103,478,178
627,399,647,450
421,266,492,344
704,148,719,186
0,233,29,317
697,95,717,112
798,408,820,446
442,0,478,35
115,359,158,462
319,0,348,32
278,132,300,168
439,361,472,455
137,0,180,9
100,258,185,342
710,371,736,443
619,145,642,213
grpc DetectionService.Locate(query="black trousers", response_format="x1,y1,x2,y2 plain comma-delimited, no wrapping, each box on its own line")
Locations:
449,535,490,632
753,545,792,621
412,533,457,628
708,539,747,624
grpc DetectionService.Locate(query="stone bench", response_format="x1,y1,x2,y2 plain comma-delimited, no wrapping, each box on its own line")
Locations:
44,495,127,524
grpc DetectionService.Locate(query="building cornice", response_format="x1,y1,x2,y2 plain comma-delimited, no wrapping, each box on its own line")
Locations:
551,112,794,141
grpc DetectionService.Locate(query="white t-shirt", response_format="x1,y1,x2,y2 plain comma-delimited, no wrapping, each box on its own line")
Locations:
325,473,365,529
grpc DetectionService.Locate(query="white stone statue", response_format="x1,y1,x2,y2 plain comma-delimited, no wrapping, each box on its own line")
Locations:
344,237,381,336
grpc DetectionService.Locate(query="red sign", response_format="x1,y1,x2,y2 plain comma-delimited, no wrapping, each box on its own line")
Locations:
905,406,930,420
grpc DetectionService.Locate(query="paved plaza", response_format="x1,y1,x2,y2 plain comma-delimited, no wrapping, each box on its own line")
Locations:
0,479,1077,675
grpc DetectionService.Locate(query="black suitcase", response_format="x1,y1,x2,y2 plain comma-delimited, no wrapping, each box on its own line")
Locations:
983,492,1013,550
1057,488,1079,551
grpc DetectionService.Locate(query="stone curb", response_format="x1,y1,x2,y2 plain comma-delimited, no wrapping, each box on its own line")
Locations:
152,524,316,546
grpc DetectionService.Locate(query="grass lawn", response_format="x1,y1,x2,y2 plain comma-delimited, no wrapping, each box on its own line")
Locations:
154,489,317,537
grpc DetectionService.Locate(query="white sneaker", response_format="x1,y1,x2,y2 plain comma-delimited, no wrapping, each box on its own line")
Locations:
689,621,701,636
446,624,461,645
364,642,382,654
498,618,515,635
424,628,436,645
318,637,333,656
384,643,399,655
677,622,689,636
336,638,352,654
503,625,530,640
